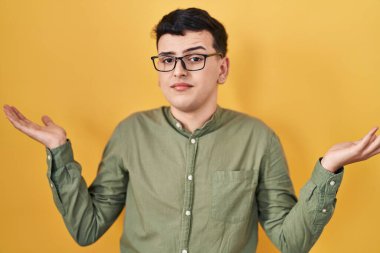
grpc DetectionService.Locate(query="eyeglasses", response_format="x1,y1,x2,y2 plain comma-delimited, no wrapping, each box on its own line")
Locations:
150,53,223,72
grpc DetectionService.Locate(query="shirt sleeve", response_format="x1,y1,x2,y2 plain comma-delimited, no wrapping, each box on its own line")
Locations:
257,132,344,253
46,125,128,246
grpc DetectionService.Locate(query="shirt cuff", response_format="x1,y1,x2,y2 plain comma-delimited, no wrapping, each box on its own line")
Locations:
311,159,344,195
46,139,74,169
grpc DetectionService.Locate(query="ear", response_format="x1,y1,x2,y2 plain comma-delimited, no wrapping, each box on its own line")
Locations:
217,57,230,84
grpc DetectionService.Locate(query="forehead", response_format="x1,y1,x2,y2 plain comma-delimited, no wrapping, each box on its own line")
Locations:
157,30,214,54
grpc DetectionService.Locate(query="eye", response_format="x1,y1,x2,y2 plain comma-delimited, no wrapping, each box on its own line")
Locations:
188,55,204,62
159,57,175,64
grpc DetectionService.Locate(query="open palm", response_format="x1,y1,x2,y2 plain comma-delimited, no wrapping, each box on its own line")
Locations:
3,105,67,149
321,127,380,172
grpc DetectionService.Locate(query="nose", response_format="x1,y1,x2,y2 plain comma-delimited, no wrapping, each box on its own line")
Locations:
173,58,187,77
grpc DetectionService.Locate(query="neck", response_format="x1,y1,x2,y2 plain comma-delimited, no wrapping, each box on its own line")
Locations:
170,104,217,133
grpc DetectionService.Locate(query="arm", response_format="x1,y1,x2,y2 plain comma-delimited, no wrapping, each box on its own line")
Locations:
47,131,127,246
3,105,127,245
258,127,380,253
257,133,342,253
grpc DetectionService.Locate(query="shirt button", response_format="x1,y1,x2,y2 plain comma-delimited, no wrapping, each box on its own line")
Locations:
182,250,188,253
185,210,191,216
50,182,54,188
322,208,327,213
187,175,193,181
47,155,51,160
190,138,196,144
330,181,335,186
176,122,182,129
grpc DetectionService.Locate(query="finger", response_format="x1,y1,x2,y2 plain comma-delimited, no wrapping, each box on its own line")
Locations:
11,106,37,128
41,115,54,126
359,134,379,146
3,104,11,112
364,135,380,157
369,134,377,144
4,106,41,132
8,108,32,128
4,108,26,130
3,104,12,118
367,146,380,159
11,106,27,120
359,127,379,148
4,105,26,124
3,105,20,123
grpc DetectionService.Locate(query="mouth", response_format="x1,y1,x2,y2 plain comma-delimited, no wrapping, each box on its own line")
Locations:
170,83,194,91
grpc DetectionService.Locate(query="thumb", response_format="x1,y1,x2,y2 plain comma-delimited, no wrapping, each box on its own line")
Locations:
41,115,54,126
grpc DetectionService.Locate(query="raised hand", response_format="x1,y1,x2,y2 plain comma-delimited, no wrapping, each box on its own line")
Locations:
321,127,380,173
3,105,67,149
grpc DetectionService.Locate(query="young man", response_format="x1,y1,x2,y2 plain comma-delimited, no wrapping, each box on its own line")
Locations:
3,8,380,253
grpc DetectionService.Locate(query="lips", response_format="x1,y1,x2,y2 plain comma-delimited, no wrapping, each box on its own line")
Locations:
170,83,194,91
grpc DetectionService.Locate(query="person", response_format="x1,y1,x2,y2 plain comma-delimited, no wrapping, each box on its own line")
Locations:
3,7,380,253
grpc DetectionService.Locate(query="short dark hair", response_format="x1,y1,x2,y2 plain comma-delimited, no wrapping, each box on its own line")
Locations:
154,8,228,57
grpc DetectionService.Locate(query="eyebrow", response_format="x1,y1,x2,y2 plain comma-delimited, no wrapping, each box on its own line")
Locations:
159,46,207,56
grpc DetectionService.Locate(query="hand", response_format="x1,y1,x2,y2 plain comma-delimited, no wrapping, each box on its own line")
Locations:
3,104,67,149
321,127,380,173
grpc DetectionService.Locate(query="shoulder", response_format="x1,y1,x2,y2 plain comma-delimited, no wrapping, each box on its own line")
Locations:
115,107,166,131
219,107,274,136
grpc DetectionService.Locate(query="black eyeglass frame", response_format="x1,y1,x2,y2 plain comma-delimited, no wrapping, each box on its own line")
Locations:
150,53,223,72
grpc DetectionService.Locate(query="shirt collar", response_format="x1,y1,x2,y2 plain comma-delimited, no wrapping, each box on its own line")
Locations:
162,105,223,138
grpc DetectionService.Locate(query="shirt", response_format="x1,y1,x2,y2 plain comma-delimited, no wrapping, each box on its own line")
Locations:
46,106,344,253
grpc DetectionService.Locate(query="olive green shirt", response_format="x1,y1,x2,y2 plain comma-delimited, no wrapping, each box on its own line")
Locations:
46,106,343,253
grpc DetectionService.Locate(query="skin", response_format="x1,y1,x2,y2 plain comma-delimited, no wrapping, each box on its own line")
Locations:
157,30,229,132
3,30,380,173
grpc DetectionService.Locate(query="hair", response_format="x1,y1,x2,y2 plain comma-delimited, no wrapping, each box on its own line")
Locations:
153,8,228,57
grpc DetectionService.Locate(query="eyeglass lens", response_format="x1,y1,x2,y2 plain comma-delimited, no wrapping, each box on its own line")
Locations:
153,54,206,71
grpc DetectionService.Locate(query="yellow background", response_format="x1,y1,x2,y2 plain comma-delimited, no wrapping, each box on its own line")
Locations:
1,0,380,252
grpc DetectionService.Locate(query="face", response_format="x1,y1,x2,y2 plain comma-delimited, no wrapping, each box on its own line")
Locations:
156,30,229,114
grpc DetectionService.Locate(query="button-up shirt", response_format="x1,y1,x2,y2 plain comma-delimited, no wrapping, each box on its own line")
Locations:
46,106,343,253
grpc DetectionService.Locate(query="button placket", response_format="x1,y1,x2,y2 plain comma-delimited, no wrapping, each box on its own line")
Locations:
179,136,198,252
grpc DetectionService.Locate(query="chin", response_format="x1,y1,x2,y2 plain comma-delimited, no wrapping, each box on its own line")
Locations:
168,100,199,113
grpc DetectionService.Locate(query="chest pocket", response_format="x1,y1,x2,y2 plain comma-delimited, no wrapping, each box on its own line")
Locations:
211,170,256,223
